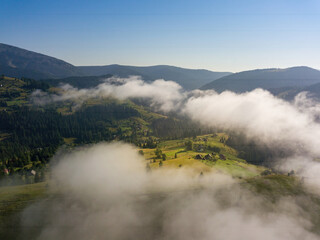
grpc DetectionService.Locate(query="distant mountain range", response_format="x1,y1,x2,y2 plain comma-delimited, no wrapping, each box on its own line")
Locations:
201,67,320,93
79,65,231,90
0,43,231,90
2,43,320,96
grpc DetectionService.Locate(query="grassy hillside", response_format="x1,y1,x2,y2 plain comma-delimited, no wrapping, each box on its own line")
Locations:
141,134,267,178
0,76,30,108
0,182,48,239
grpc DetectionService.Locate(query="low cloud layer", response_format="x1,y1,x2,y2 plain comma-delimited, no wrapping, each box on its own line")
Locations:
182,89,320,188
32,76,184,112
32,77,320,184
21,143,320,240
184,89,320,155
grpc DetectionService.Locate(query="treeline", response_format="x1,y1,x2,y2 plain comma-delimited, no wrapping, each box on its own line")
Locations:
42,75,112,89
21,77,50,91
226,133,280,166
151,117,213,139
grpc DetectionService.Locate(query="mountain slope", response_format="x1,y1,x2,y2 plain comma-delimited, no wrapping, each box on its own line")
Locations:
79,64,231,90
0,43,83,79
201,67,320,93
274,81,320,100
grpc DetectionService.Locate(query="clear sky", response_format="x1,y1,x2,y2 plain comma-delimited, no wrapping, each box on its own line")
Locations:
1,0,320,72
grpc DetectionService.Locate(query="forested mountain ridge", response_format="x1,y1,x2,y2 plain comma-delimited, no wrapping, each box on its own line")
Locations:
201,66,320,93
79,64,232,90
0,43,83,79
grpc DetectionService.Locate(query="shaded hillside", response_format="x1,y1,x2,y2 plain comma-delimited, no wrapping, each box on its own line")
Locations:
79,64,231,90
268,86,301,100
0,43,83,79
269,82,320,101
201,67,320,93
301,82,320,99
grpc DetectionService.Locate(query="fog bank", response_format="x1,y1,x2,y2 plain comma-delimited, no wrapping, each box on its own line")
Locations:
21,143,319,240
31,77,320,186
32,76,184,112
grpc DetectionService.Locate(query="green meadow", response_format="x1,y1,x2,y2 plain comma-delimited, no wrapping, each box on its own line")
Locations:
142,134,267,178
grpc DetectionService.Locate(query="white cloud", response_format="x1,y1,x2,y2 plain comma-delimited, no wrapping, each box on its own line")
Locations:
32,76,184,112
21,143,319,240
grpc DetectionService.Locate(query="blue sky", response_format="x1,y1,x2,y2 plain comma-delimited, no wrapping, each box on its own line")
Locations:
1,0,320,72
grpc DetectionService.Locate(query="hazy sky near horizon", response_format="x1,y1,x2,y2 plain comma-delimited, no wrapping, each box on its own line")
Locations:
1,0,320,72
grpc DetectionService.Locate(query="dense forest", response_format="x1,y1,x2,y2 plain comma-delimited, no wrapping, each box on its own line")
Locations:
41,75,112,89
226,133,284,166
0,104,144,174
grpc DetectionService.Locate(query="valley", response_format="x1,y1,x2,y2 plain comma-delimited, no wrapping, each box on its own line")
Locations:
1,44,320,239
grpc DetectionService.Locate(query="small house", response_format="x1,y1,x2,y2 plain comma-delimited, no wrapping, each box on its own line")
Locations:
204,154,213,160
